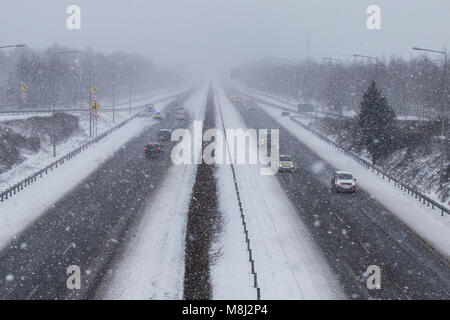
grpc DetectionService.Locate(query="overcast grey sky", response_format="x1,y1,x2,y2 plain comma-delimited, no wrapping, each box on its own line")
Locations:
1,0,449,75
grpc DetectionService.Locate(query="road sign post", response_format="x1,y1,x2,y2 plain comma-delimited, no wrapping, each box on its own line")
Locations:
90,86,100,137
20,83,28,93
20,83,29,105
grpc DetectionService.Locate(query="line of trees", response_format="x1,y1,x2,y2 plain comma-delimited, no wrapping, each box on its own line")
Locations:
239,56,447,118
0,44,185,109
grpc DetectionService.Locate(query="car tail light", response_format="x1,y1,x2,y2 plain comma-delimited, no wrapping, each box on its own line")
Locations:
145,147,148,150
157,147,161,150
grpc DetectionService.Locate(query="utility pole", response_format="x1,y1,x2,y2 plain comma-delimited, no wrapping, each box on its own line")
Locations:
1,44,26,108
353,54,378,83
112,60,115,124
0,44,25,49
50,50,78,157
342,54,359,109
413,46,448,191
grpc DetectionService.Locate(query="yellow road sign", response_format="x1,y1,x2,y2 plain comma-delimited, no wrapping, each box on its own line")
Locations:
90,101,100,111
90,86,98,94
20,83,28,92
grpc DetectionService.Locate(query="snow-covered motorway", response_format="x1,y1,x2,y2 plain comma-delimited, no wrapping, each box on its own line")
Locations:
0,89,195,299
226,85,450,299
0,84,448,300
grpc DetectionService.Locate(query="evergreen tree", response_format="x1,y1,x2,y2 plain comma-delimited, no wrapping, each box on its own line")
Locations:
356,81,397,164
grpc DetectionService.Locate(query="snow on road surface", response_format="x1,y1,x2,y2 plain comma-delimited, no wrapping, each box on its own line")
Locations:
251,97,450,258
0,97,178,251
100,85,209,299
212,164,257,299
212,85,344,299
100,162,196,299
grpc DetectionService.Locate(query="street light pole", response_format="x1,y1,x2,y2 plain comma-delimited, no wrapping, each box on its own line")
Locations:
413,46,448,191
353,54,378,82
50,50,78,157
112,60,115,124
129,78,132,116
88,59,92,138
0,44,26,108
128,65,135,117
0,44,26,49
341,54,359,109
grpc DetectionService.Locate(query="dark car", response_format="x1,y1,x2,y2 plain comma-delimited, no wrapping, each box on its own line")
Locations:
158,129,172,141
145,143,163,157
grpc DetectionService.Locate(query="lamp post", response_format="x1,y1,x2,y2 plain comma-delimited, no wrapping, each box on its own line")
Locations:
0,44,26,49
342,54,360,109
0,44,26,107
353,54,378,82
112,60,116,124
323,57,345,116
128,65,136,116
50,50,79,157
413,46,448,190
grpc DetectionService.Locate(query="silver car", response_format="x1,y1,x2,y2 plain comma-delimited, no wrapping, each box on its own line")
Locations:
331,171,357,193
278,154,295,172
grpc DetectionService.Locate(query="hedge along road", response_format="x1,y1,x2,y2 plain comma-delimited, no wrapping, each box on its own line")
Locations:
0,90,193,300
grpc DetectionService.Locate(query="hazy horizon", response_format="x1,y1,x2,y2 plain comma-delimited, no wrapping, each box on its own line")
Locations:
1,0,449,76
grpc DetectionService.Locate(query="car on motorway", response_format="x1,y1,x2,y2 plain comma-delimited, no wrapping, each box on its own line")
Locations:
145,143,163,157
153,111,163,120
139,110,153,117
278,154,295,172
158,129,172,141
331,171,357,193
176,109,185,121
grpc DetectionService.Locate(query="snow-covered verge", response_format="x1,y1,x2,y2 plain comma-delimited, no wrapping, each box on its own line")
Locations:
0,90,185,192
0,97,179,252
0,113,53,122
305,117,448,205
211,85,344,299
99,85,209,299
254,100,450,259
236,84,450,204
